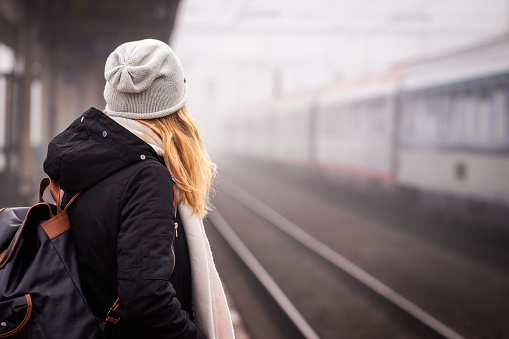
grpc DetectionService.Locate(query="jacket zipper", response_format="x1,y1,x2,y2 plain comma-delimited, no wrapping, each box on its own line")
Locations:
171,240,175,275
170,222,178,275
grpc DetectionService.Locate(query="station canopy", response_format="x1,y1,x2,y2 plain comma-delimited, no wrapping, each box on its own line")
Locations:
0,0,181,59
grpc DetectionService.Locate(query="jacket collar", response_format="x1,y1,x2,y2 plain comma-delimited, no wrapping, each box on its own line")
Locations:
44,107,161,194
109,116,164,156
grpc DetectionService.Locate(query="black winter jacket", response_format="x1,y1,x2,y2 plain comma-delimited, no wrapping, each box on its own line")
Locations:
43,107,205,339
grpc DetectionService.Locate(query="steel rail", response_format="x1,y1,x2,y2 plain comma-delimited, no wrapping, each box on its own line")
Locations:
222,179,467,339
209,210,321,339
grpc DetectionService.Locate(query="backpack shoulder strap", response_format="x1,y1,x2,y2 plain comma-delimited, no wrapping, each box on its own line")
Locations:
39,177,80,215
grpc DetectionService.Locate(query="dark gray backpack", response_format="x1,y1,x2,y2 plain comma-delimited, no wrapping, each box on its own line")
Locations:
0,178,118,338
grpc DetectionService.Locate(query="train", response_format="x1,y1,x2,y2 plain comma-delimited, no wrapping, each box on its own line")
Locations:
223,34,509,215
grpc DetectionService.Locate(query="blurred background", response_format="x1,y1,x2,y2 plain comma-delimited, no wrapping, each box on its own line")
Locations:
1,1,509,338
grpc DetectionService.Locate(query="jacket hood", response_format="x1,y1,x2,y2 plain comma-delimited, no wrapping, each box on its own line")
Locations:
44,107,160,194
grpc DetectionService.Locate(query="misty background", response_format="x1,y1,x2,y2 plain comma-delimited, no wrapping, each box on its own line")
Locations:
170,0,509,147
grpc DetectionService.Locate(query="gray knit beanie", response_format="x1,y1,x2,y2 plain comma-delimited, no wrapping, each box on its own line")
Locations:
103,39,188,119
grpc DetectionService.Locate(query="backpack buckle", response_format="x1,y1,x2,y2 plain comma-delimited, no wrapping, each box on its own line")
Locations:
105,307,120,324
106,298,120,324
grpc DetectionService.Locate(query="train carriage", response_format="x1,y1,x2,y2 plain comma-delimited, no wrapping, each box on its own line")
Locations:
313,69,405,184
225,34,509,211
398,35,509,204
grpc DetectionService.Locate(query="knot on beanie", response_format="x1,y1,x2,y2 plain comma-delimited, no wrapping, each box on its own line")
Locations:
103,39,188,119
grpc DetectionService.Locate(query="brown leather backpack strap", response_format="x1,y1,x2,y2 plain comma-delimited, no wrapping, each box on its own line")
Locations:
62,192,81,212
38,177,81,239
39,177,68,215
39,178,50,203
106,298,120,324
50,179,62,214
41,212,71,240
39,178,60,207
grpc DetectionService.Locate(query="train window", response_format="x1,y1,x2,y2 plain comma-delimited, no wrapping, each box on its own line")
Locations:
317,107,324,135
411,98,418,140
380,98,388,131
371,99,382,133
367,100,373,128
449,91,462,142
402,76,509,150
408,96,417,141
348,105,355,137
336,106,343,136
336,107,343,136
300,110,307,135
319,105,328,135
425,93,439,142
332,105,339,135
326,107,333,135
327,105,335,135
494,83,508,143
359,103,366,135
348,103,356,132
478,86,491,143
401,96,413,142
425,95,434,141
417,95,426,141
341,106,347,135
437,93,449,142
430,94,438,141
334,107,340,136
358,103,366,136
462,89,476,143
341,106,349,136
415,95,424,141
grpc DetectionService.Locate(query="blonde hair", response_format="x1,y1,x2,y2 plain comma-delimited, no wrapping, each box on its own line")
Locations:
136,106,216,217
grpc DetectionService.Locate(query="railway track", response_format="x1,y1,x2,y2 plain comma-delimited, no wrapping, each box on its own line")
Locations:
208,188,456,338
203,217,308,339
204,159,509,339
211,180,466,339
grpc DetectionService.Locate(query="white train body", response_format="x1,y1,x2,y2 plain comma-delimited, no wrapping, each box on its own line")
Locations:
225,35,509,207
314,70,403,184
398,37,509,204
